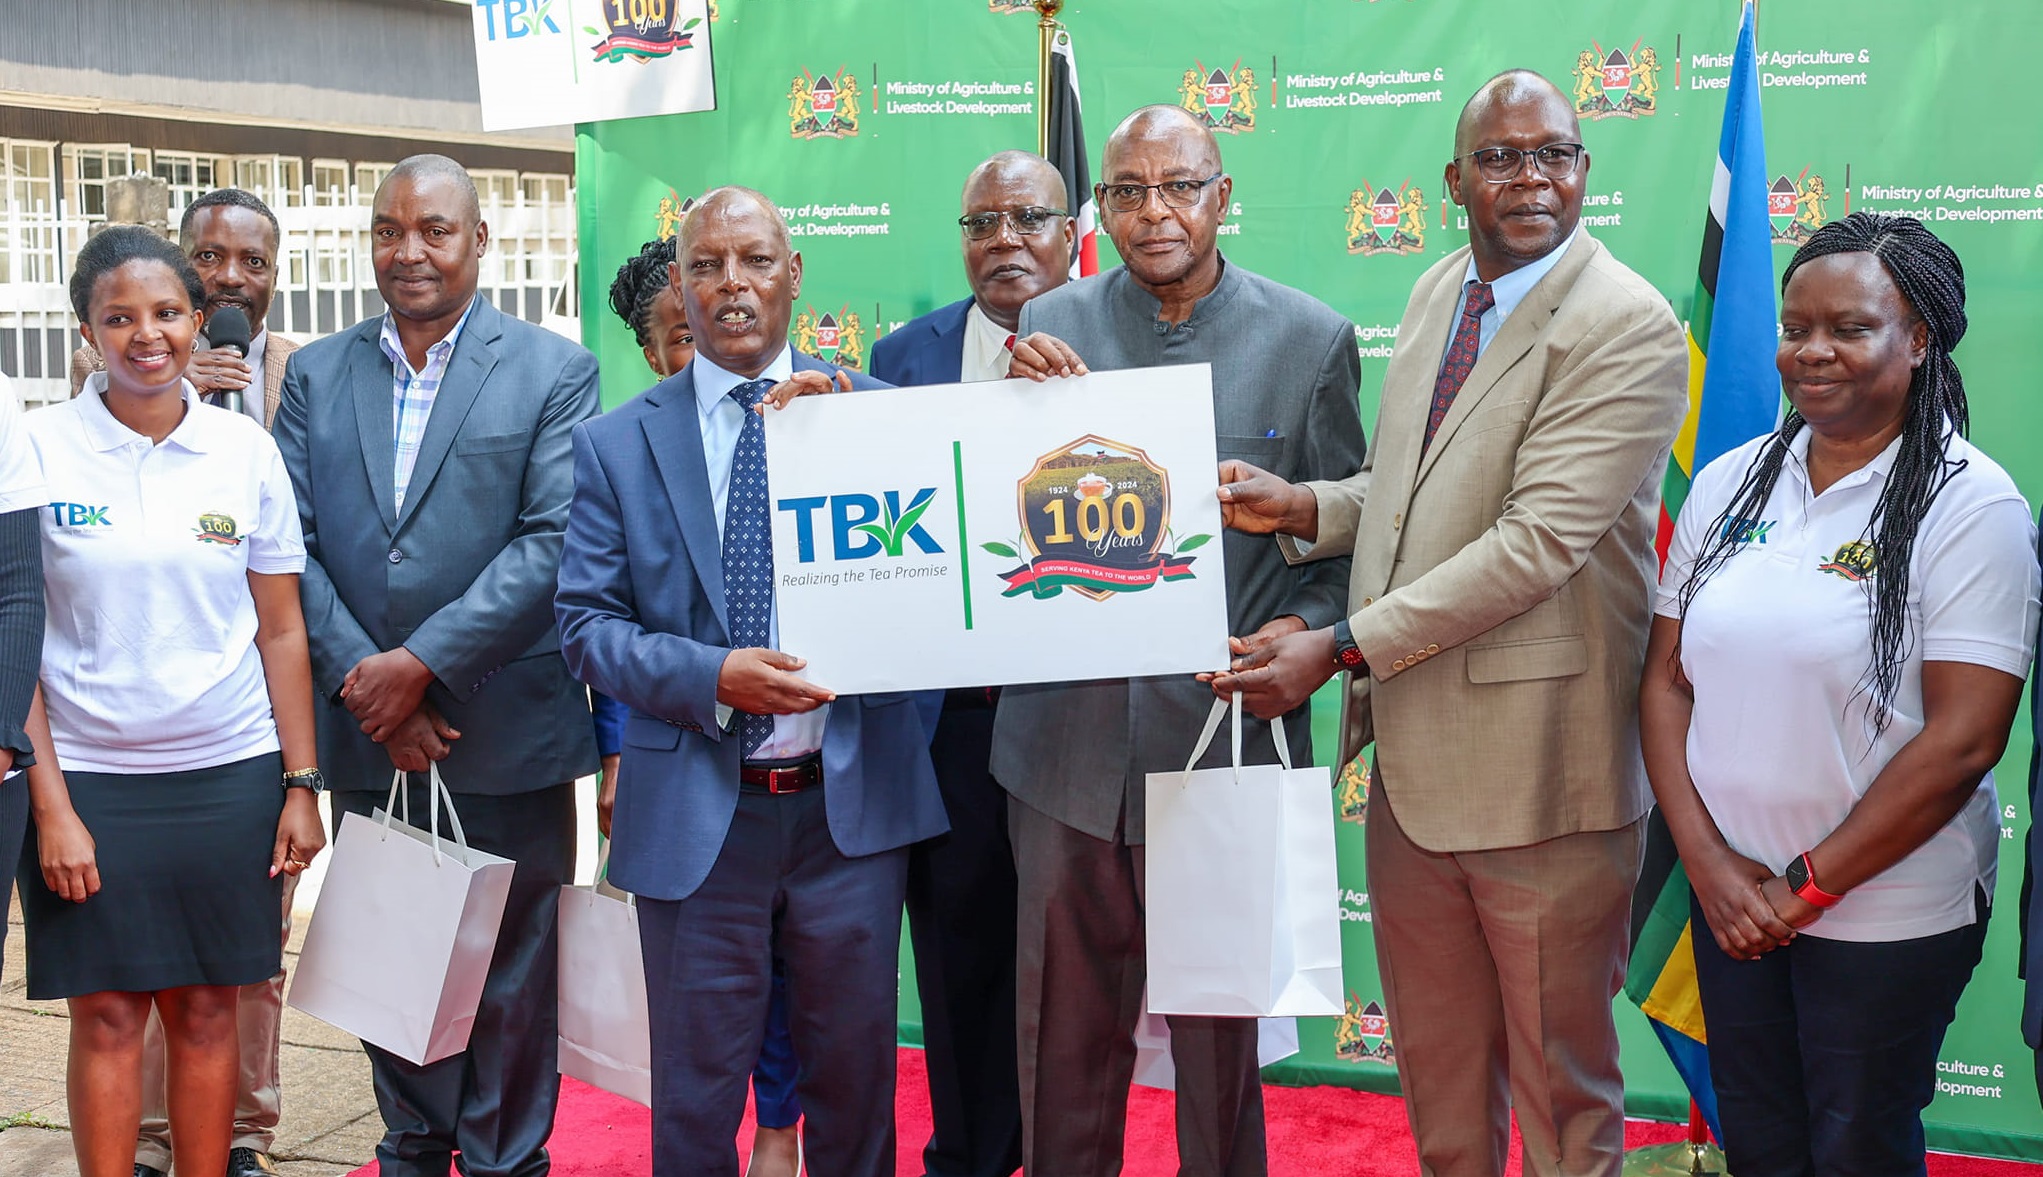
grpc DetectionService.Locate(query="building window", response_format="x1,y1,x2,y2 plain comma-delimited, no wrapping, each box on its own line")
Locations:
354,163,392,205
230,155,301,207
0,139,61,284
472,170,519,209
521,173,570,205
311,160,349,206
153,150,224,212
64,144,150,218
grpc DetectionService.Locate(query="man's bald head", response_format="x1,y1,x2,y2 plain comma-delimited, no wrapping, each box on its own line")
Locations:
1453,70,1578,159
381,153,481,223
1103,104,1222,177
962,151,1063,208
679,186,791,254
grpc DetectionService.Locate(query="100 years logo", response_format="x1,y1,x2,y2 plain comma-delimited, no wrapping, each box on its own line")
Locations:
982,435,1211,601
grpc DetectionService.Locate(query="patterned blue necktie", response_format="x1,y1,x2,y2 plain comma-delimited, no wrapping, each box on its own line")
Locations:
722,378,777,758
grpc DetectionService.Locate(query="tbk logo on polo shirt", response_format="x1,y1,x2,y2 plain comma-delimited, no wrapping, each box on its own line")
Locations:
49,502,112,528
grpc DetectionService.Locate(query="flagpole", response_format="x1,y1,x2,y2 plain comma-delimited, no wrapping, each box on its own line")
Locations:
1033,0,1064,155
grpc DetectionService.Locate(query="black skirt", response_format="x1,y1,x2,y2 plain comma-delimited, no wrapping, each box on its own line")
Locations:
17,751,284,999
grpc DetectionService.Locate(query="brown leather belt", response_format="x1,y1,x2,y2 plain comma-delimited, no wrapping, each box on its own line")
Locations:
739,756,823,795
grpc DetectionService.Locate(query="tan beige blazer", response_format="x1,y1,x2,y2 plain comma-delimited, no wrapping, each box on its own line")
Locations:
1288,232,1687,853
70,332,299,429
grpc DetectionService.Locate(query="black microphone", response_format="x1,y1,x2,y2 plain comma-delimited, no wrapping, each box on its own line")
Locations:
202,305,252,414
207,305,252,358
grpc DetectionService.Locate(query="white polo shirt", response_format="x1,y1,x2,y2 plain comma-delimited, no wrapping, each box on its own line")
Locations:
26,375,307,773
1657,425,2040,942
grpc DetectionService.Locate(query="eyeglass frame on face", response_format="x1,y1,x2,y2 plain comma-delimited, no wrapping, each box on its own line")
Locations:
958,206,1070,240
1096,172,1225,213
1455,142,1587,184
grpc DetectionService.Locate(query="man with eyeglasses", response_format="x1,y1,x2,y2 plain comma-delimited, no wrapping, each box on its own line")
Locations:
866,149,1070,1177
1209,70,1687,1177
1002,104,1367,1176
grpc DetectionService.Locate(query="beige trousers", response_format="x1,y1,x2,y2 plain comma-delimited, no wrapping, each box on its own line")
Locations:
1367,778,1643,1177
134,871,297,1169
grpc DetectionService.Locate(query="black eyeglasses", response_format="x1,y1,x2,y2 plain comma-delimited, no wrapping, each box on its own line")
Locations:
1457,142,1586,184
958,206,1069,240
1096,173,1223,213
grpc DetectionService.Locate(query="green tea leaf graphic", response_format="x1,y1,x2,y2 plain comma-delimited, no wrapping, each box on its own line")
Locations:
981,541,1018,558
583,25,602,35
854,522,893,552
682,17,702,29
1175,533,1213,553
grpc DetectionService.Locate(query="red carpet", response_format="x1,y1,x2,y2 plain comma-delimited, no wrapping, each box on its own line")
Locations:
347,1048,2041,1176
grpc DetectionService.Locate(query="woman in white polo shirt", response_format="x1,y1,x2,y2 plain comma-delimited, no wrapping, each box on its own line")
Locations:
1642,213,2041,1177
16,225,326,1177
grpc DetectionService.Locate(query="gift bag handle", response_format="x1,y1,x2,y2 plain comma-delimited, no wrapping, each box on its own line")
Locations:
381,763,474,867
1178,693,1295,785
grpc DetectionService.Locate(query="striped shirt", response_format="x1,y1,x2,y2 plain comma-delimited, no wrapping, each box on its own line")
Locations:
379,300,476,511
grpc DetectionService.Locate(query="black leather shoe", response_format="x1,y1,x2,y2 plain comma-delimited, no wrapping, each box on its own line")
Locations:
134,1166,167,1177
226,1147,281,1176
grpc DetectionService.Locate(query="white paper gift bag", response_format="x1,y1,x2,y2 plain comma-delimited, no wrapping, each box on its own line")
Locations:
1130,995,1300,1091
288,766,515,1065
1143,694,1343,1018
555,885,652,1106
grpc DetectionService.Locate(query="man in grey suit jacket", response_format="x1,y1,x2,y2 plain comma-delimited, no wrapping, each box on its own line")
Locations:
273,155,599,1177
1004,105,1367,1176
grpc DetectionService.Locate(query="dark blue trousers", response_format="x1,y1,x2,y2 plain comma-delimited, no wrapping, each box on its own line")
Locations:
639,787,907,1177
1690,889,1988,1177
905,695,1024,1177
335,781,577,1177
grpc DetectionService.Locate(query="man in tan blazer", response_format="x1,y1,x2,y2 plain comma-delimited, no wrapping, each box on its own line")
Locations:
72,186,302,1177
71,187,297,434
1210,71,1687,1177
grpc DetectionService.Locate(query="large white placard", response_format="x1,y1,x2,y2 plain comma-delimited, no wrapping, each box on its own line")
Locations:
472,0,716,132
765,366,1230,694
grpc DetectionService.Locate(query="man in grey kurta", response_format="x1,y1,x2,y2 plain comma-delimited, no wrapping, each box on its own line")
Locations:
998,104,1366,1176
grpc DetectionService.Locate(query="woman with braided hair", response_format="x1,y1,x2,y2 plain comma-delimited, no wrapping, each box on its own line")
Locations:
1640,211,2040,1176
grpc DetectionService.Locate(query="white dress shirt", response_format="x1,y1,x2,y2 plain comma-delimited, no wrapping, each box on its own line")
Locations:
960,301,1018,383
691,346,827,759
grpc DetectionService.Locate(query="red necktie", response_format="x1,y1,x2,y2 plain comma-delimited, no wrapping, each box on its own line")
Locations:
1423,281,1495,454
1004,333,1016,352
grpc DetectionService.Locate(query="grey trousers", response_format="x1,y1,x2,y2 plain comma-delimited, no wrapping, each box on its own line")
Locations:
135,871,299,1169
1009,794,1265,1177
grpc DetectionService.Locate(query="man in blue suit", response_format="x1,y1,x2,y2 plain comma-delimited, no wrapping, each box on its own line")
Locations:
867,149,1071,1177
276,155,600,1177
556,186,947,1177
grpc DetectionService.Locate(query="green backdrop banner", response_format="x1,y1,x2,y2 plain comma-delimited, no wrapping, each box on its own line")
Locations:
577,0,2043,1160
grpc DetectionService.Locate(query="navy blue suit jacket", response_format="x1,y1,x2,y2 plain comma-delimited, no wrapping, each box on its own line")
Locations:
868,297,972,388
555,352,947,902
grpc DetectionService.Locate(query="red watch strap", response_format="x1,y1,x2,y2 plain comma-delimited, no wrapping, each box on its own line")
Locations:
1792,853,1844,908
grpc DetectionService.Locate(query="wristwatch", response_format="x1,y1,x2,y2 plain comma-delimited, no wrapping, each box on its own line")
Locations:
1784,851,1843,908
283,767,327,795
1331,619,1368,673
